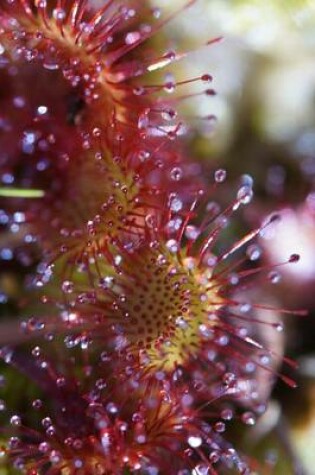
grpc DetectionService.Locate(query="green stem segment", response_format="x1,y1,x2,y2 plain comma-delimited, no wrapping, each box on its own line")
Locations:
0,188,45,198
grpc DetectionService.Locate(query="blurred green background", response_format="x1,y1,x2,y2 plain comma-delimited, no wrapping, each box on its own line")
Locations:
158,1,315,473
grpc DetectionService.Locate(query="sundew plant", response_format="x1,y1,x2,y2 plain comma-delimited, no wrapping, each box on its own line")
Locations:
0,1,304,474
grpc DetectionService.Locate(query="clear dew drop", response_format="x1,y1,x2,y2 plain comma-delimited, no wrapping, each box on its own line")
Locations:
49,450,61,464
56,377,66,387
125,31,141,45
106,402,118,414
0,346,13,364
274,322,284,332
214,168,227,183
221,408,233,420
175,316,188,329
166,217,183,233
138,109,150,129
259,354,271,365
9,437,20,450
170,197,183,212
43,60,59,71
187,435,202,448
162,108,177,121
151,7,161,19
229,273,239,285
268,271,282,284
32,399,43,410
241,412,256,426
223,372,236,387
209,450,220,463
214,421,226,433
13,458,24,470
46,425,56,437
185,225,200,241
10,415,21,426
170,167,183,181
237,185,253,205
61,280,74,294
246,244,261,261
164,75,176,93
52,8,66,21
38,442,50,453
99,276,114,289
192,464,209,475
166,239,179,253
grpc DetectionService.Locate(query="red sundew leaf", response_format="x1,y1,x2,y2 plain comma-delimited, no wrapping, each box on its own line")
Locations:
1,345,249,474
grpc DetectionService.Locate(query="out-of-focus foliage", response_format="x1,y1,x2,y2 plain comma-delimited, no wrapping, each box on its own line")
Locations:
157,1,315,474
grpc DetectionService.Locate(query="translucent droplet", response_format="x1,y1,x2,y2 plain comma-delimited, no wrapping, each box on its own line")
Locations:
229,273,239,285
214,421,225,433
92,127,101,137
260,354,271,365
61,280,74,294
192,464,209,475
170,197,183,212
56,377,66,387
241,412,256,426
237,185,253,205
13,96,25,108
10,415,21,426
268,271,281,284
239,302,251,313
99,276,114,289
42,417,52,428
166,239,178,253
31,346,41,357
175,316,188,329
87,221,96,236
73,459,83,469
152,7,161,19
164,81,175,94
125,31,141,45
166,217,182,233
43,60,59,71
37,105,48,115
138,110,150,129
246,244,261,261
46,425,56,436
209,451,220,463
187,435,202,448
185,225,200,241
223,372,236,387
162,108,177,121
39,442,50,453
133,86,145,96
50,450,61,464
52,8,66,21
221,408,233,420
170,167,183,181
106,402,118,414
214,168,226,183
274,322,284,332
32,399,43,409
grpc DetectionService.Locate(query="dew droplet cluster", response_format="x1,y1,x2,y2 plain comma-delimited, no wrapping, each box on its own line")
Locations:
0,1,301,475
